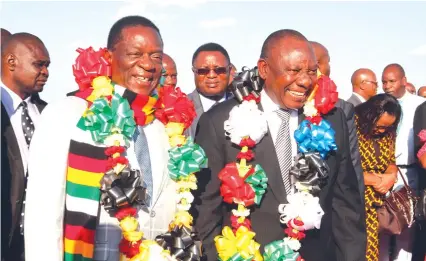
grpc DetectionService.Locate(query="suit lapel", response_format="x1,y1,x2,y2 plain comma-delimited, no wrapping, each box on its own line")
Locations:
31,93,47,113
298,108,305,124
1,103,25,230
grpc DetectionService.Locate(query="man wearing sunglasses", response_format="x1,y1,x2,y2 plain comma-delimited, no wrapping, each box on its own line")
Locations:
347,68,378,107
186,42,232,138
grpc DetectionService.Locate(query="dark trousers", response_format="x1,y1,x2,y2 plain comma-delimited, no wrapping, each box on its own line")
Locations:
2,228,25,261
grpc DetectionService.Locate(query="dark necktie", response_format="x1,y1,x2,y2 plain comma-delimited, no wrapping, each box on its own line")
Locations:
275,109,292,195
134,126,153,206
19,101,35,235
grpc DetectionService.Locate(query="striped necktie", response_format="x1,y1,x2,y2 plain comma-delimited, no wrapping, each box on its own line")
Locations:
275,109,292,195
134,126,153,206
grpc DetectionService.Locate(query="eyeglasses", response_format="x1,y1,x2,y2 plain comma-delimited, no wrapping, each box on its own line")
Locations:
362,80,378,87
374,125,393,131
192,66,229,75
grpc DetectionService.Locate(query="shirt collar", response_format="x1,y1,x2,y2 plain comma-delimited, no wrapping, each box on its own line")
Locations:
353,92,366,103
1,80,28,115
398,90,409,103
260,89,298,114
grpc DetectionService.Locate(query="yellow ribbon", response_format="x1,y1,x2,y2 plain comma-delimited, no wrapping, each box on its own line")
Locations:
170,211,193,229
165,122,186,147
87,76,114,101
214,226,263,261
120,216,139,233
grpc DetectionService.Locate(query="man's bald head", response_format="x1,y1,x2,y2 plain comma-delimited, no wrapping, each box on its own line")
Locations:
260,29,308,59
161,53,177,87
1,32,50,99
351,68,378,101
406,82,416,94
310,41,330,76
1,28,12,45
418,86,426,98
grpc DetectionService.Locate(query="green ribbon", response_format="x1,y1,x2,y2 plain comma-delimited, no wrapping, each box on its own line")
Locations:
168,138,208,181
245,164,268,205
263,240,300,261
218,254,253,261
83,93,136,143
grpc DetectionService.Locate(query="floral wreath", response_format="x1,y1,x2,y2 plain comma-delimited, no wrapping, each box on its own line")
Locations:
72,47,207,261
215,67,338,261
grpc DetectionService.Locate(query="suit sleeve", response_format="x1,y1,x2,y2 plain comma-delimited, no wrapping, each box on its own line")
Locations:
191,112,225,261
25,97,87,261
343,102,365,199
332,109,367,261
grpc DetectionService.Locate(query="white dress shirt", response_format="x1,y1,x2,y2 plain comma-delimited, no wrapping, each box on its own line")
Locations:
25,84,176,261
394,91,425,190
260,89,298,161
1,82,41,173
353,92,366,103
199,92,226,112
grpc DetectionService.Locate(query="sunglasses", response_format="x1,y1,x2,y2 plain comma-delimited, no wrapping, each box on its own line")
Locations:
192,66,229,75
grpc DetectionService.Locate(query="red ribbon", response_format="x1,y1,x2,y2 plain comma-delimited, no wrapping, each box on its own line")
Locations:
306,115,323,124
231,215,252,233
243,93,261,104
105,146,125,156
72,47,111,90
314,75,338,115
218,163,256,206
239,137,256,148
155,86,196,129
119,239,141,258
115,207,137,220
237,150,255,161
107,157,129,170
284,219,306,240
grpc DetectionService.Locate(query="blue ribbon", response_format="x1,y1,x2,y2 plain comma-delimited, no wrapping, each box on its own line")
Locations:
294,119,337,158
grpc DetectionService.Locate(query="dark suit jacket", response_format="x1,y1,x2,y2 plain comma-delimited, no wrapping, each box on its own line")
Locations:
192,98,366,261
1,94,47,261
346,93,362,107
186,89,233,139
414,101,426,155
186,90,204,139
335,98,365,200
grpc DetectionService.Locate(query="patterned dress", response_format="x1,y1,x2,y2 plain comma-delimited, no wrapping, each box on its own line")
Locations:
355,116,396,261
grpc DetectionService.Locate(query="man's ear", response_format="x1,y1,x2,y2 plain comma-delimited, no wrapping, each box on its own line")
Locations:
6,54,16,71
257,58,268,81
401,76,407,87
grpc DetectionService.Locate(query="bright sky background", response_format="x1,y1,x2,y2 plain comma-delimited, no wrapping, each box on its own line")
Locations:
1,0,426,103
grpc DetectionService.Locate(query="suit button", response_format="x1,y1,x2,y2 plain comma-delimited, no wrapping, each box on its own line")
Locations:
150,210,156,218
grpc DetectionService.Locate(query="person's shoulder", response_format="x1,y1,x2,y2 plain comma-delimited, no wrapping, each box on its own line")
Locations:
205,98,239,118
40,96,88,120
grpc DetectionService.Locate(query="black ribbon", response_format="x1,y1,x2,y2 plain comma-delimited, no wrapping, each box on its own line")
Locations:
155,225,202,261
230,66,263,102
289,152,330,195
100,167,147,212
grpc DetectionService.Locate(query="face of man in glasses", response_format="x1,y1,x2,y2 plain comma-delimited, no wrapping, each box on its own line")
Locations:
360,70,378,100
193,51,230,98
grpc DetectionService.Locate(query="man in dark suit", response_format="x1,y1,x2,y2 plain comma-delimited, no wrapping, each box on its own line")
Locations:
1,33,49,261
186,43,233,138
347,68,378,107
310,41,364,200
192,30,366,261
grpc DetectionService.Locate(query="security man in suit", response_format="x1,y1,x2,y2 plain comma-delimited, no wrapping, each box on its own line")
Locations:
347,68,378,107
1,32,50,261
310,41,365,200
186,43,233,138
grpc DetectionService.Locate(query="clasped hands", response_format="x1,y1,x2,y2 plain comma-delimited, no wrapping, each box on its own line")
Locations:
364,164,398,195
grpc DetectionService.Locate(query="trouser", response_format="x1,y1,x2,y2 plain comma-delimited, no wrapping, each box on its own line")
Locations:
379,226,415,261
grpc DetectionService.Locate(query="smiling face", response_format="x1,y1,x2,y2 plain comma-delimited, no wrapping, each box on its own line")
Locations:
109,25,163,95
192,51,230,98
258,37,317,110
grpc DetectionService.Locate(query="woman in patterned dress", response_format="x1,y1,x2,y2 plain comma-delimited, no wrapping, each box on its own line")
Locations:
354,93,402,261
